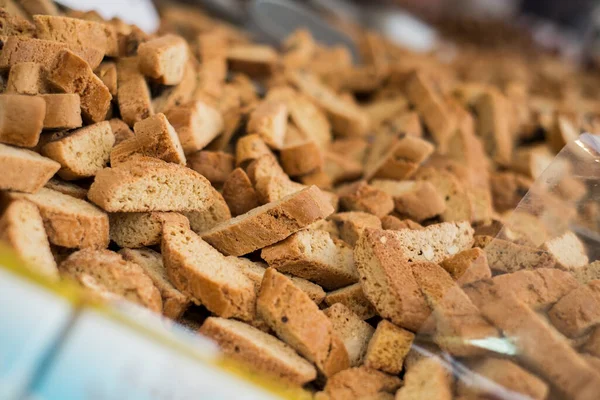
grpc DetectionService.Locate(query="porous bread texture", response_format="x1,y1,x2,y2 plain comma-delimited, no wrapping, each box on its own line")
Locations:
0,143,60,193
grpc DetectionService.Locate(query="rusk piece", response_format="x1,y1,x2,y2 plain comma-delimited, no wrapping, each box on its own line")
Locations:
162,223,256,321
338,181,394,219
227,44,278,77
40,94,82,130
187,151,234,185
42,121,114,180
415,166,473,222
117,57,154,126
182,187,231,234
0,94,46,147
95,61,117,97
257,268,350,376
44,178,87,199
88,157,213,212
395,358,452,400
247,100,288,149
325,283,378,320
439,248,491,286
200,317,317,385
0,200,58,280
235,133,274,168
165,101,223,155
473,235,555,273
474,89,513,166
222,168,260,217
6,62,47,95
329,211,382,247
201,186,334,256
280,141,323,176
110,212,189,248
548,280,600,338
572,261,600,285
0,143,60,193
137,34,188,85
120,248,189,319
364,320,414,374
542,231,589,270
109,118,135,145
381,215,422,230
364,134,434,181
371,180,445,222
321,367,402,400
7,187,109,249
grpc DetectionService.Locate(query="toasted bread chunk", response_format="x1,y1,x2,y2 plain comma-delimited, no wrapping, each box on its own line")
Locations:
183,187,231,234
364,320,414,374
111,113,186,166
457,358,549,400
512,144,553,179
572,261,600,285
222,168,260,217
549,280,600,338
490,171,532,213
280,141,323,177
201,186,334,256
110,212,189,248
0,94,46,147
415,167,473,222
322,367,401,400
19,0,60,16
412,261,498,356
88,157,213,212
6,62,47,95
247,154,307,204
320,151,363,185
324,303,375,367
364,97,410,128
354,229,429,331
281,29,315,69
364,134,434,181
288,92,332,148
257,268,349,376
120,248,190,319
338,181,394,219
372,180,446,222
152,59,197,114
47,50,111,123
582,326,600,358
474,89,513,166
34,15,119,57
42,121,114,180
0,143,59,193
60,248,162,312
108,118,135,145
289,71,370,137
200,317,317,385
44,178,87,200
247,100,288,149
162,223,256,321
0,36,103,70
542,231,589,270
395,358,452,400
165,100,223,155
227,44,278,77
235,133,275,168
95,61,117,97
187,150,234,185
475,285,600,400
7,188,109,249
261,229,358,290
40,94,82,130
381,215,422,231
549,113,580,153
329,211,382,247
440,248,491,286
0,8,34,37
329,138,368,164
138,34,188,85
116,57,154,126
474,235,556,273
325,283,377,320
0,200,58,280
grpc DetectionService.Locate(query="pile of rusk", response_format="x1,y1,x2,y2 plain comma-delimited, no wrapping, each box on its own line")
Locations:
3,0,600,399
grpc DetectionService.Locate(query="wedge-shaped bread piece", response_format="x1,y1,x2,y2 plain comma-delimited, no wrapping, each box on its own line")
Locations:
381,215,422,231
40,94,82,130
162,223,256,321
548,280,600,338
474,235,556,273
42,121,115,180
439,247,491,286
227,44,278,77
395,358,452,400
329,211,381,247
110,212,189,248
364,134,434,181
88,157,213,213
109,118,135,145
415,166,473,222
7,188,109,249
47,50,111,123
582,326,600,358
280,140,323,176
6,62,47,95
246,154,306,204
222,168,260,217
0,8,35,37
0,200,58,280
542,231,589,270
165,100,223,155
152,59,196,114
474,89,513,166
512,144,554,179
182,187,231,234
235,133,274,168
257,268,349,377
261,229,358,290
324,303,375,367
371,180,445,222
200,317,317,385
33,15,119,57
338,181,394,219
475,284,600,400
201,186,334,256
0,143,60,193
117,57,154,126
490,171,533,213
320,367,401,400
0,94,46,147
44,178,87,200
95,61,117,97
465,268,578,311
325,283,377,320
364,320,414,374
247,100,288,149
60,249,162,312
187,150,234,185
120,248,190,319
572,261,600,285
457,358,549,400
110,113,186,166
354,229,429,331
138,34,188,85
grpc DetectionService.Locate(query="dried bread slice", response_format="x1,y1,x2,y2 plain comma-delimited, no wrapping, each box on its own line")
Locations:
0,199,58,280
201,186,334,256
0,143,60,193
395,358,453,400
439,247,491,286
120,248,190,319
200,317,317,385
542,231,589,270
474,235,556,273
257,268,349,377
247,100,288,149
137,34,188,85
60,248,162,312
222,168,260,217
371,180,446,222
415,167,473,222
324,303,375,367
364,320,414,374
110,212,189,248
329,211,381,247
162,222,256,321
116,56,154,126
165,100,223,155
338,181,394,219
325,283,378,320
0,94,46,147
7,187,109,249
183,187,231,234
44,178,87,199
548,280,600,338
320,367,401,400
87,157,213,212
